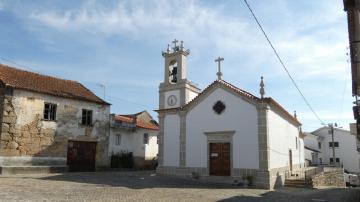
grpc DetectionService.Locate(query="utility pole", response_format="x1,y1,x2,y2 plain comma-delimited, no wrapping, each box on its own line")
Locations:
328,123,336,166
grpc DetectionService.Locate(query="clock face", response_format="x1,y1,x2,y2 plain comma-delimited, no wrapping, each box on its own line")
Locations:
167,95,177,106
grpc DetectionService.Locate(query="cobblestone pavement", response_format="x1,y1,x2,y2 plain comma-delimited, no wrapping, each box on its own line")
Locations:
0,171,359,202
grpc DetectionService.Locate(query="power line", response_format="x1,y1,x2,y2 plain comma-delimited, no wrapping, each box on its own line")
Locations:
0,57,155,110
339,52,350,121
0,57,39,73
243,0,325,125
107,95,154,109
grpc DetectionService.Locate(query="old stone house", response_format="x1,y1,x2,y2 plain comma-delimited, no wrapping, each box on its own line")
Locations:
0,64,110,174
109,111,159,168
156,41,305,189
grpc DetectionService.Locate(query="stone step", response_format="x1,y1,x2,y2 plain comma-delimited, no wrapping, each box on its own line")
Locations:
0,157,66,166
285,179,312,188
0,165,68,175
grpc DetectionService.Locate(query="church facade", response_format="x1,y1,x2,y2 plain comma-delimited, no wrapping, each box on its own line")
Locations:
156,40,305,189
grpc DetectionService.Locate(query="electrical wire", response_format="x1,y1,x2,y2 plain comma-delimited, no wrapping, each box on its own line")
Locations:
0,57,155,110
0,57,39,73
243,0,325,125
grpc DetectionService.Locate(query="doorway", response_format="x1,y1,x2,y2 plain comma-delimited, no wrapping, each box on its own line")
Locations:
209,143,230,176
67,140,97,172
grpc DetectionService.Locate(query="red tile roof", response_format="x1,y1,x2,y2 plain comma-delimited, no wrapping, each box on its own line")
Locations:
156,80,301,126
0,64,109,105
114,113,159,131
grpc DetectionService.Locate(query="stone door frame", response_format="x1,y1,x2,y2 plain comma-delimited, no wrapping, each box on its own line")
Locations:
204,130,235,176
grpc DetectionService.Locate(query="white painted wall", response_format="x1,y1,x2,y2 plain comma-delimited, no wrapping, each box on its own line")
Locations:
303,133,323,164
109,128,158,159
186,87,259,169
267,109,303,169
163,114,180,166
313,127,360,173
187,90,198,103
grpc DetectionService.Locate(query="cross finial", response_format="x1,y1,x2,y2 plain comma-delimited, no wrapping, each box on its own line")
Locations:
215,57,224,80
172,39,178,48
294,110,297,119
260,76,265,99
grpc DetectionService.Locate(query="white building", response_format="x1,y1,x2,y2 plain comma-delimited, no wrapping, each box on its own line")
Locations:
156,41,305,189
304,127,360,173
0,64,110,173
109,111,159,168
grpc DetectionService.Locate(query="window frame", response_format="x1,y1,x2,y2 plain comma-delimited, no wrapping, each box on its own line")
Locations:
115,134,121,146
43,102,57,121
143,133,149,145
330,157,340,163
81,109,93,126
318,142,321,149
329,142,339,148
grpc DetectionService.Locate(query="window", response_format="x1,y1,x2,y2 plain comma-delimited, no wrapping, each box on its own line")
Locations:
43,103,57,121
143,133,149,144
115,134,121,145
329,142,339,148
318,142,321,149
213,101,226,114
330,158,340,163
295,137,298,149
82,109,93,126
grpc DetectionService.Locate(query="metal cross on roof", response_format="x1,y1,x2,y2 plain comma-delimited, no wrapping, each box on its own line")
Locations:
215,57,224,80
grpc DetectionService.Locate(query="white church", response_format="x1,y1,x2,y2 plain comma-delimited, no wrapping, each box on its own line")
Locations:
156,40,305,189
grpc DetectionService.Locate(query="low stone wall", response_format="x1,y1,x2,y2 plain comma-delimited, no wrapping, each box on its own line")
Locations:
0,156,66,166
312,168,345,188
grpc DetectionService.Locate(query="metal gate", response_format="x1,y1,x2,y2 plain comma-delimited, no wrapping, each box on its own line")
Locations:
67,140,97,172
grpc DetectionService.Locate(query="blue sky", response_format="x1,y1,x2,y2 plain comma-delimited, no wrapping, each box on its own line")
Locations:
0,0,352,131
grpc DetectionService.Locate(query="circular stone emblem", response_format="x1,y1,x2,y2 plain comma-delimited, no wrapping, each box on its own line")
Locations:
167,95,177,106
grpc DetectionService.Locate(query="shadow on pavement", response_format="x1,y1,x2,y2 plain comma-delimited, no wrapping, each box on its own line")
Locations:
38,171,239,189
218,187,360,202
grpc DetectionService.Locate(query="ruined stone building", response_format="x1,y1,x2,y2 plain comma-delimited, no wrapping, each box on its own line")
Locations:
109,111,159,169
0,64,110,174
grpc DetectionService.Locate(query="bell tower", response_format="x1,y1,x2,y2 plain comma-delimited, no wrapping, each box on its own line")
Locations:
159,39,201,109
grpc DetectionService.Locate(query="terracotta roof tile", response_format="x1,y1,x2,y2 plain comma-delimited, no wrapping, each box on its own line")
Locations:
114,114,159,131
0,64,109,105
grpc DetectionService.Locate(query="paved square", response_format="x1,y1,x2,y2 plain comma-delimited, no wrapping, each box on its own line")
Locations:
0,171,358,202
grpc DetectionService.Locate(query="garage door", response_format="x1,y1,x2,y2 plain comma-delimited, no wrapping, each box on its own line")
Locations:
67,141,97,172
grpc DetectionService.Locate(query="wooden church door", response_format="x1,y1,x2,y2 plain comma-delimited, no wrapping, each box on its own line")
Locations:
209,143,230,176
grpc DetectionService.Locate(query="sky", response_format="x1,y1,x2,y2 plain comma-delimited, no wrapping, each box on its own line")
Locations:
0,0,352,132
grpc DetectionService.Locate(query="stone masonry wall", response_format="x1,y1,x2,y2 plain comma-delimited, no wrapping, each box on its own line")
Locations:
0,89,110,168
0,95,57,156
312,169,345,188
